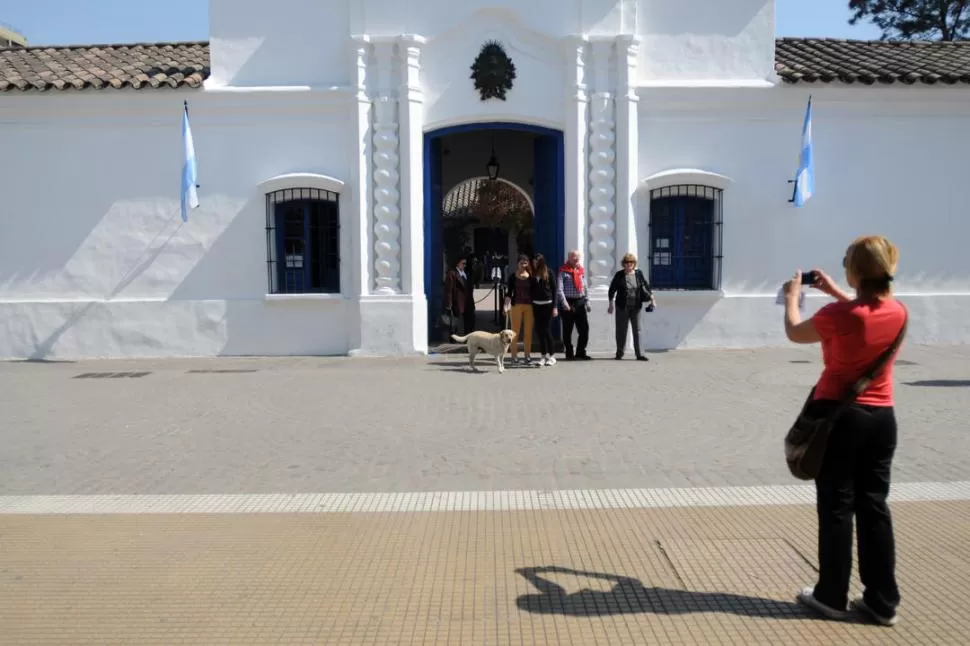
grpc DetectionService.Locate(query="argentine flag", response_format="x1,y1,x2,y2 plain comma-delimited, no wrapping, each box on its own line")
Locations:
793,96,814,207
181,101,199,222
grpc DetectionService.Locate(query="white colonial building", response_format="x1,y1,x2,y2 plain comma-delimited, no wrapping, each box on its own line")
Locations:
1,0,969,359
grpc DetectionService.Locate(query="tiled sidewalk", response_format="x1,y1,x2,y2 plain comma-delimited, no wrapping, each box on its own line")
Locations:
2,500,966,645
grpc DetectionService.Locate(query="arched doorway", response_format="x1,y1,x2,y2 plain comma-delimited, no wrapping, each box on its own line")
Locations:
424,123,565,344
441,176,534,286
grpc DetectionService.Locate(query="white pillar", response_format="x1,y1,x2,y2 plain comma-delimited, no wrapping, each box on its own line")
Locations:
587,39,616,291
614,35,639,266
397,35,425,299
351,35,427,356
563,37,588,262
349,38,373,299
372,41,401,294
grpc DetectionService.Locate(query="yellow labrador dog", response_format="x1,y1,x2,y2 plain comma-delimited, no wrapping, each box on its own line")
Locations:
450,329,517,373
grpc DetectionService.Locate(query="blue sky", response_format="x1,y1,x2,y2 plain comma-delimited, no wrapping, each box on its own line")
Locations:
4,0,881,46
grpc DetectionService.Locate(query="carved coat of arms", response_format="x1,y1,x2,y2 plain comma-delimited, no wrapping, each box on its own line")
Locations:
470,41,516,101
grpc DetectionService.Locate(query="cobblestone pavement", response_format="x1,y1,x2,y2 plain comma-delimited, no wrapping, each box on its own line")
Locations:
3,345,970,644
2,345,969,495
1,501,967,645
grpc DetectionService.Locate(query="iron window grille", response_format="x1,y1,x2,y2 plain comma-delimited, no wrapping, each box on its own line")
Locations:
265,188,340,294
647,184,723,291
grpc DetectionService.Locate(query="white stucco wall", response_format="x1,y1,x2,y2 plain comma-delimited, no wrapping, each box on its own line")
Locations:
627,86,970,351
0,91,358,358
208,0,352,87
636,0,775,83
2,1,969,358
209,0,775,92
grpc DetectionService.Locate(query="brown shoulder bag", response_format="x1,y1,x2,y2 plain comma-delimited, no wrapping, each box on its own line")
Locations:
784,307,908,481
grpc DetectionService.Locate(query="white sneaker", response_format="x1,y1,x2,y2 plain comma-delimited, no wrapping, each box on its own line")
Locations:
796,587,849,620
850,597,898,627
545,356,557,366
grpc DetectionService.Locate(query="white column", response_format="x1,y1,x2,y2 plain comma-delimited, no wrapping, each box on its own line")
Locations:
587,39,616,291
614,35,639,266
350,38,373,299
372,42,401,294
397,35,425,299
563,37,588,262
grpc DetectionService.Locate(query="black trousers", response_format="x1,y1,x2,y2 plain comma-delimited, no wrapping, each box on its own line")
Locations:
812,401,900,617
533,303,555,356
615,306,642,357
463,305,476,335
560,299,589,357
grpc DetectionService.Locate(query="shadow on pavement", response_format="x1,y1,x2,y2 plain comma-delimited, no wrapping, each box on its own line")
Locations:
515,566,810,619
903,379,970,388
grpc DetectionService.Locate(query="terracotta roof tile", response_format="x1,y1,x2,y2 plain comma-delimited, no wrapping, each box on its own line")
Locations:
0,42,209,92
774,37,970,85
2,38,970,91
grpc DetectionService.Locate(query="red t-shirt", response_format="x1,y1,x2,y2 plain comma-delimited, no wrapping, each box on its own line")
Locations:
811,299,907,406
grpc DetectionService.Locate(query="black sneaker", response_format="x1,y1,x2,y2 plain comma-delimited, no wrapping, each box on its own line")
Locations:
636,355,649,361
615,353,624,360
575,354,592,361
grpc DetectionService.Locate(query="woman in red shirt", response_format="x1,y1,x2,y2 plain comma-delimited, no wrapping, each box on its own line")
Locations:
782,235,906,627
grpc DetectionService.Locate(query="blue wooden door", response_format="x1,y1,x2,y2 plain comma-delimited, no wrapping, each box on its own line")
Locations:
424,136,444,341
533,133,565,338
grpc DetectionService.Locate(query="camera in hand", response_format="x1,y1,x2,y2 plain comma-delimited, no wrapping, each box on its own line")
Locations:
801,271,819,286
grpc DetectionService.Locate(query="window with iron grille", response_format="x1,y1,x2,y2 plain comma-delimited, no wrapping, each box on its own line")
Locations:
647,184,723,291
265,188,340,294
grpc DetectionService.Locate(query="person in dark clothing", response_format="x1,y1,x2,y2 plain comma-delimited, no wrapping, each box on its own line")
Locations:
530,253,559,366
782,235,907,627
556,249,590,360
443,256,475,336
504,255,535,365
607,252,655,361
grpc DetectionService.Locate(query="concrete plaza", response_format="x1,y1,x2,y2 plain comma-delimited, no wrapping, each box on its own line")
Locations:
1,344,969,644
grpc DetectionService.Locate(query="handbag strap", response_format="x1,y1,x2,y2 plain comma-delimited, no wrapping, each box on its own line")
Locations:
832,304,908,417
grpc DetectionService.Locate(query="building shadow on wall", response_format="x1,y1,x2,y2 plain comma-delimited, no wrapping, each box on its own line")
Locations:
169,196,266,357
515,566,807,619
24,216,184,361
640,298,719,351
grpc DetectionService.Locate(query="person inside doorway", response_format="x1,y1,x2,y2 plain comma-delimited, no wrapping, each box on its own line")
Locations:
557,249,590,360
443,256,475,337
504,255,535,365
608,253,655,361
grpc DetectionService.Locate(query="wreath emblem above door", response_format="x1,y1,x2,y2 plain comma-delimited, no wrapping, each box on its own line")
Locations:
470,41,516,101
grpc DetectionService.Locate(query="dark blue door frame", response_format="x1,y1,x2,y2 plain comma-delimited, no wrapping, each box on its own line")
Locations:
423,122,565,343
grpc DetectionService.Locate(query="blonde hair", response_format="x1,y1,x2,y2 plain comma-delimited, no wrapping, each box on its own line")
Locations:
845,235,899,295
621,252,637,266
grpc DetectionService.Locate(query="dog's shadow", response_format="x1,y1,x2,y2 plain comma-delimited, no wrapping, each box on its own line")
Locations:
427,360,488,374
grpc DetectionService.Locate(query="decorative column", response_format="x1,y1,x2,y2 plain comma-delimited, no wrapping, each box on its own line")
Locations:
587,39,616,290
396,35,425,299
613,35,640,267
563,36,588,262
350,38,373,298
372,42,401,294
